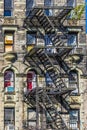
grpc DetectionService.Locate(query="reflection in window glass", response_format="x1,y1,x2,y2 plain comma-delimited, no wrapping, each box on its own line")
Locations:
4,32,14,52
45,35,54,53
46,73,54,88
67,0,76,7
4,0,13,16
26,0,34,16
27,108,36,128
27,71,36,91
44,0,53,16
69,110,79,129
27,33,36,45
68,33,77,46
4,108,15,129
4,69,14,92
69,70,79,94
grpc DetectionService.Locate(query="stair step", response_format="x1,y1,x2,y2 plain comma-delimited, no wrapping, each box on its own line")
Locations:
36,10,43,16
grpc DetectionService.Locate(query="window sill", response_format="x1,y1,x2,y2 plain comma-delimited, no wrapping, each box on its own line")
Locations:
4,91,15,95
70,93,80,96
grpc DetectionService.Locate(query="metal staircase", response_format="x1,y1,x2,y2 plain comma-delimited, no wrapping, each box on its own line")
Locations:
24,7,73,75
24,47,75,110
23,4,75,130
57,6,73,22
29,48,67,91
24,87,68,130
25,8,65,47
43,93,68,130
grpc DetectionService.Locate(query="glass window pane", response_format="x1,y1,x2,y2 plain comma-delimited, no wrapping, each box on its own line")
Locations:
5,45,13,52
68,34,77,46
4,0,13,16
45,35,55,53
46,73,54,88
4,10,11,16
4,0,12,8
5,34,13,44
44,0,53,16
26,0,34,16
69,70,78,94
5,108,14,121
69,110,79,129
27,33,36,45
26,0,34,9
67,0,76,7
27,71,36,90
4,70,14,92
44,0,52,6
27,108,36,128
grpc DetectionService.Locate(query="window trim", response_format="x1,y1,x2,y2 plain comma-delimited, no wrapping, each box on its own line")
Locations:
69,109,80,130
44,0,53,16
4,0,14,16
26,0,35,16
69,70,79,95
27,108,36,127
4,31,14,52
4,107,15,128
26,31,36,45
4,69,15,93
68,32,78,47
27,71,36,91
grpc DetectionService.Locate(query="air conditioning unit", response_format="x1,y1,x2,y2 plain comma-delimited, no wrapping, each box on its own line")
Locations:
6,124,14,130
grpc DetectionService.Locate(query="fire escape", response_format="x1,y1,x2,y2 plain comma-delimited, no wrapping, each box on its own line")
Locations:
23,4,76,130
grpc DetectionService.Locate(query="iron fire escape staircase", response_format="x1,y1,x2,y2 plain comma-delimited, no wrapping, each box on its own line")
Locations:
24,87,69,130
24,7,73,75
24,5,75,108
25,47,74,110
24,6,74,130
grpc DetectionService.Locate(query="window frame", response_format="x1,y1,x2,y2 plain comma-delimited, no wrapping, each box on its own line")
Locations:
27,71,36,91
26,0,34,16
26,31,36,45
45,34,55,53
4,107,15,129
4,31,14,52
67,0,76,7
44,0,53,16
67,32,78,47
4,69,15,93
69,109,80,130
27,108,36,128
45,73,54,88
4,0,14,16
69,70,79,95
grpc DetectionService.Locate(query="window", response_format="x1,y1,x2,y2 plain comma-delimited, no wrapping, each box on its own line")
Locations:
27,32,36,45
4,0,13,16
67,0,76,7
69,70,79,94
4,108,15,130
4,69,15,92
45,35,54,53
68,33,77,46
27,71,36,91
44,0,53,16
67,0,76,19
4,31,14,52
26,0,34,16
27,108,36,128
46,73,54,88
69,110,80,130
